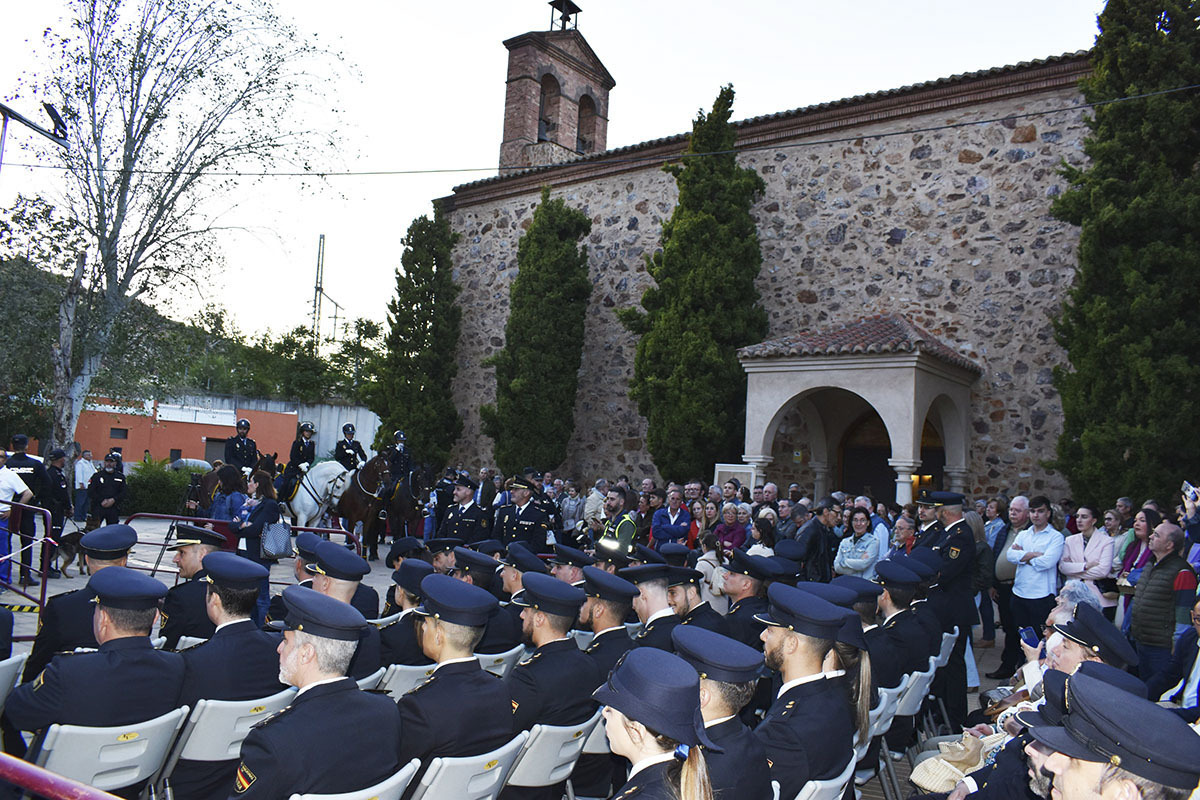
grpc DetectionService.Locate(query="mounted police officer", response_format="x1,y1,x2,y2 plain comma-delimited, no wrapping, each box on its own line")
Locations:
388,430,410,485
334,423,367,472
6,434,47,587
279,422,316,501
224,418,258,475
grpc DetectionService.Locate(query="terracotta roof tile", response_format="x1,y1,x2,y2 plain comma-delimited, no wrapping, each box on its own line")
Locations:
738,314,983,375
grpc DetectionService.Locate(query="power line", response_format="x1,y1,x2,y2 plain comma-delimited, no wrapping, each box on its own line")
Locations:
3,82,1198,180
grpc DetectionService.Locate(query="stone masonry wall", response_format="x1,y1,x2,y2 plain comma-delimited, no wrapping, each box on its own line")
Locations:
446,83,1090,499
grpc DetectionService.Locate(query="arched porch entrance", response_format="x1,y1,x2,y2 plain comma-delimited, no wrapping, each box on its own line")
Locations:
737,315,981,504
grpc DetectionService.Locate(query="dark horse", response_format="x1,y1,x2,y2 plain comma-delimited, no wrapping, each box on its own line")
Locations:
385,460,432,544
335,452,391,561
193,453,276,517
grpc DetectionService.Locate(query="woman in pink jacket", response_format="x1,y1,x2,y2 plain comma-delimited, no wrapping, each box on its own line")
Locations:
1058,504,1117,619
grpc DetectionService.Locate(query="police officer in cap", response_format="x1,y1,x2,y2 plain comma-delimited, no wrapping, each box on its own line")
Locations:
303,540,380,679
872,561,935,677
380,559,435,666
895,551,949,658
722,551,776,650
334,423,368,472
579,566,637,678
268,532,381,625
619,564,679,652
398,574,514,786
672,625,773,800
926,490,977,729
549,543,594,586
386,431,411,495
912,489,945,550
233,586,400,800
384,534,428,572
224,418,258,475
174,552,285,800
87,452,127,528
44,448,72,578
449,546,519,654
23,524,138,682
160,524,226,649
438,473,489,543
497,543,550,629
279,422,316,501
4,566,185,784
667,566,732,637
494,475,550,550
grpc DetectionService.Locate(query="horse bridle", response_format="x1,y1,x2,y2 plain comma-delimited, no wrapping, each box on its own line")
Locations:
355,458,388,500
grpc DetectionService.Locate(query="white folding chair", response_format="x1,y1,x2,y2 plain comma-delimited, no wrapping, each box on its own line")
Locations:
369,612,403,628
853,676,910,800
792,756,855,800
151,636,167,649
407,731,528,800
505,709,602,789
356,667,386,691
934,627,958,669
477,645,525,679
0,653,28,714
377,663,439,699
571,629,593,650
154,689,295,794
288,758,421,800
623,622,642,639
28,705,189,794
565,715,612,800
175,636,208,651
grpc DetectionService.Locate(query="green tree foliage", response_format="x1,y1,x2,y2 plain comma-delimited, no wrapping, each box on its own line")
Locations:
1051,0,1200,505
369,211,462,468
618,86,768,478
481,188,592,475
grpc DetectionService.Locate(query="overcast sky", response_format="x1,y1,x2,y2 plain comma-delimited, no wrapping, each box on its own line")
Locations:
0,0,1104,341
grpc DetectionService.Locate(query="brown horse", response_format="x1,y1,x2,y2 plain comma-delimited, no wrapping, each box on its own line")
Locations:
334,452,391,560
385,460,431,543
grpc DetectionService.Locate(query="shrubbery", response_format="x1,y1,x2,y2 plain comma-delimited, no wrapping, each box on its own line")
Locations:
123,459,207,514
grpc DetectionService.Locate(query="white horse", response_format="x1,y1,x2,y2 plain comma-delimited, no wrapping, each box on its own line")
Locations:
281,461,351,528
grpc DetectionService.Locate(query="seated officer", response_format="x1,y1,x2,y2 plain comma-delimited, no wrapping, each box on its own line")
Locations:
5,567,185,796
834,574,904,690
1029,672,1200,800
450,546,519,654
160,524,225,649
175,553,285,800
672,625,773,800
721,551,776,650
497,542,549,626
667,566,732,637
397,574,513,791
265,532,380,625
437,474,489,543
753,583,856,800
426,537,464,572
22,524,137,682
233,587,400,800
889,553,945,658
579,566,638,678
658,542,693,567
548,543,593,586
380,559,435,666
304,540,381,679
618,563,679,652
384,535,428,572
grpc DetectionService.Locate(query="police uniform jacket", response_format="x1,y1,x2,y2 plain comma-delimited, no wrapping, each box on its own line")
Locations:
224,436,258,471
335,439,367,472
88,469,126,508
380,610,432,666
753,675,854,800
632,613,679,652
913,520,944,551
910,599,944,658
507,637,601,733
173,621,288,800
160,572,218,650
352,584,381,621
704,715,773,800
725,596,769,650
610,760,673,800
46,465,71,519
287,440,316,472
476,605,521,655
23,587,101,682
347,623,382,680
680,602,732,638
387,445,411,482
585,627,633,680
863,626,903,691
494,502,550,550
929,519,980,631
233,678,400,800
396,659,513,782
437,502,490,544
878,609,934,677
6,454,48,502
6,636,185,733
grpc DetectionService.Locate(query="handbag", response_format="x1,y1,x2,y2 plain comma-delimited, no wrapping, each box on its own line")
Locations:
260,519,292,560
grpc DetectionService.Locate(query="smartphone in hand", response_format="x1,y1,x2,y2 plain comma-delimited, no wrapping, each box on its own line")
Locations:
1019,626,1040,648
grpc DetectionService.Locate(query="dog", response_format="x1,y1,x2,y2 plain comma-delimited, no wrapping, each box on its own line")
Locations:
55,522,88,578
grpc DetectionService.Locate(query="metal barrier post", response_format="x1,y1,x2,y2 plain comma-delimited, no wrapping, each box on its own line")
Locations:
0,499,54,638
0,751,119,800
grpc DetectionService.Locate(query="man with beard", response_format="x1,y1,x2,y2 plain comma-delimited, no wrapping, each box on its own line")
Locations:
160,524,225,649
618,563,679,652
577,566,636,676
667,567,731,637
596,485,637,557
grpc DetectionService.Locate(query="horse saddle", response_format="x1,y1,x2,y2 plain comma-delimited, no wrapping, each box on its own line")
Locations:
281,479,301,503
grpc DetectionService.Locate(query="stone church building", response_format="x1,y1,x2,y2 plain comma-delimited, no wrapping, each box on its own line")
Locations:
438,11,1091,504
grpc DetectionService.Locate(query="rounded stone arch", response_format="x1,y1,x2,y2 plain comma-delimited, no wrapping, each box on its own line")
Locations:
918,392,969,470
576,93,597,153
537,72,562,141
758,386,851,463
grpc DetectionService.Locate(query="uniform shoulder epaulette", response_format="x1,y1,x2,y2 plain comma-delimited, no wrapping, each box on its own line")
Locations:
251,704,293,729
614,784,639,799
176,639,207,652
379,618,402,630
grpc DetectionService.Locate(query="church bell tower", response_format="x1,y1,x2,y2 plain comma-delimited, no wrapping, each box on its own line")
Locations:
498,1,615,172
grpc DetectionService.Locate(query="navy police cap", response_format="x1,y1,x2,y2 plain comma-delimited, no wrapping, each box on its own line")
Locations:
279,585,367,641
795,581,857,609
725,551,779,582
1015,663,1146,730
581,566,638,603
498,543,549,575
832,575,884,604
80,524,137,559
658,543,691,567
1053,602,1139,670
1031,672,1200,790
773,538,804,562
453,546,500,577
391,537,427,557
305,540,370,581
874,560,921,589
454,474,478,491
768,556,801,580
512,572,586,617
509,475,538,492
392,559,435,597
666,567,703,588
88,566,167,610
471,539,505,557
631,544,666,565
550,544,595,569
672,625,763,684
169,523,227,551
755,583,847,640
294,532,323,560
888,554,935,581
202,551,268,590
907,548,943,576
618,564,671,585
425,538,464,555
415,573,497,627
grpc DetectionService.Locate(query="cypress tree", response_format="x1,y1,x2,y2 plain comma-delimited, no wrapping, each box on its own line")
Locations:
369,209,462,467
1051,0,1200,504
481,187,592,475
619,85,768,478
